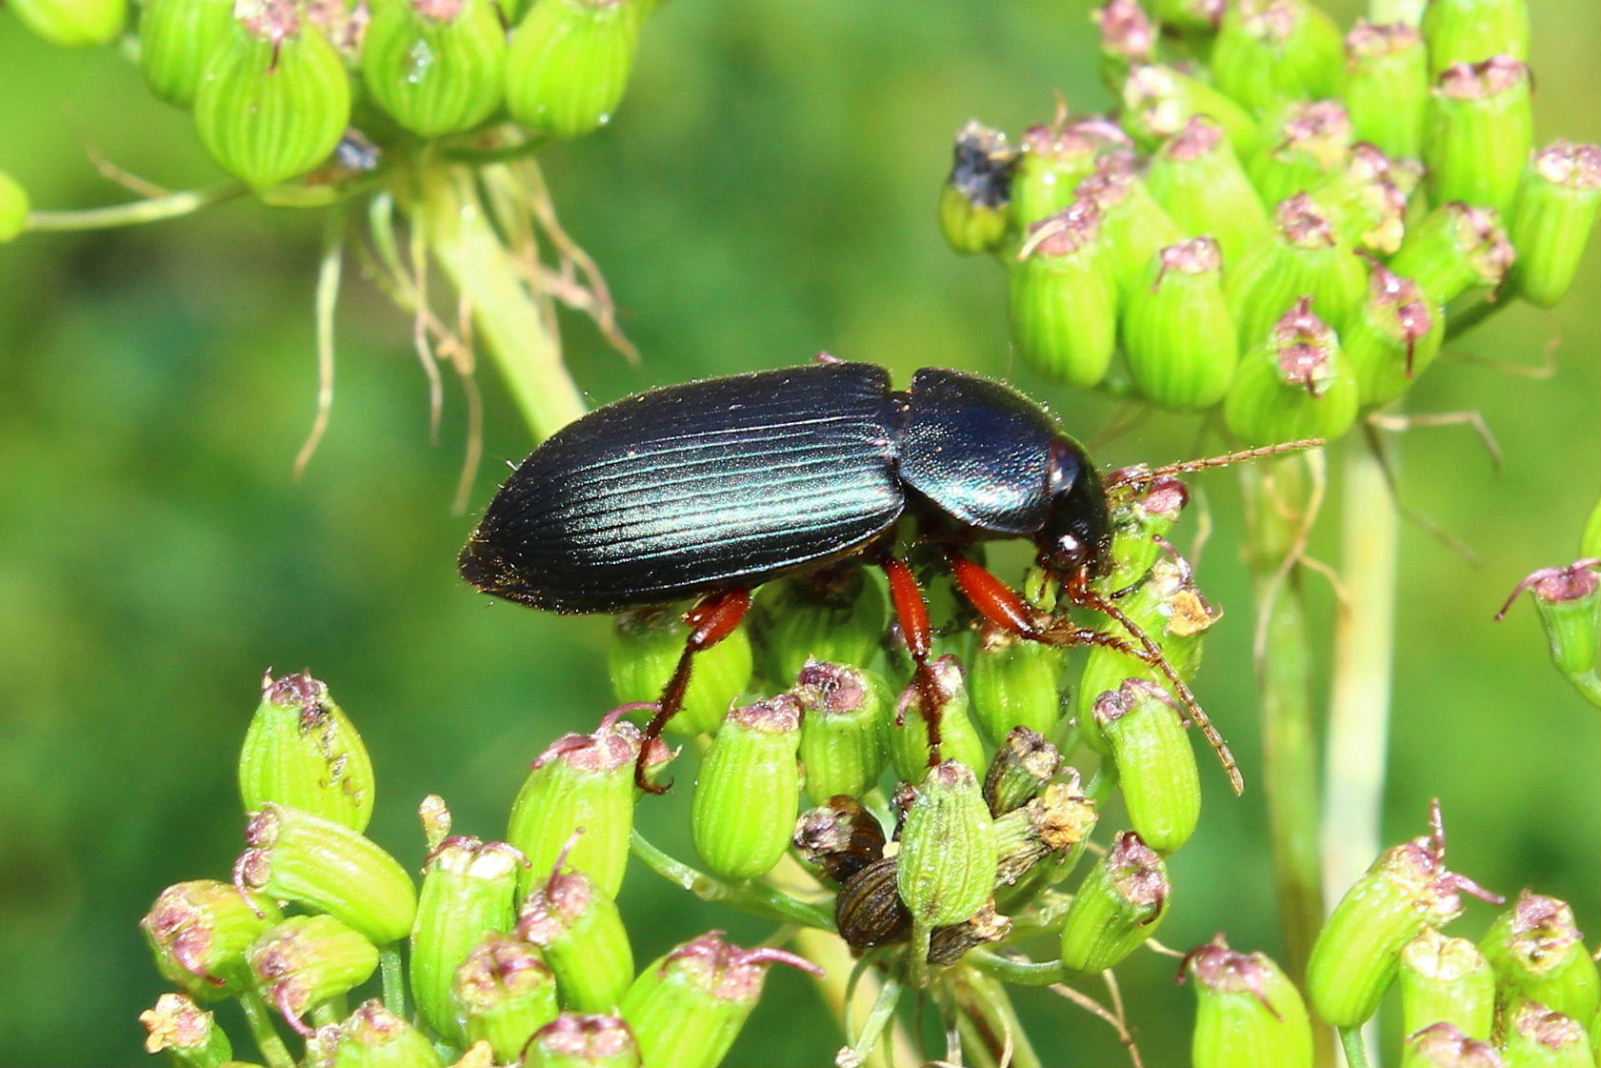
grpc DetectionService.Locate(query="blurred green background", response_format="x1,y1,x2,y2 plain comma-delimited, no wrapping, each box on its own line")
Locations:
1,1,1597,1065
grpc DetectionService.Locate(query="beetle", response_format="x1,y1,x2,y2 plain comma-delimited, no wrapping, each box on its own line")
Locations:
460,358,1311,792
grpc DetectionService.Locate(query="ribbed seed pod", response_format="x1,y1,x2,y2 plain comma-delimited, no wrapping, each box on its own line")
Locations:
1011,119,1126,232
609,605,753,736
1346,21,1430,160
524,1014,641,1068
691,694,802,880
619,934,821,1068
0,171,27,243
793,795,887,884
1121,64,1260,158
320,1000,443,1068
1497,564,1601,683
1481,892,1601,1025
1211,0,1344,114
1096,679,1200,853
1501,1002,1593,1068
1226,194,1367,347
1150,0,1221,35
505,0,639,139
142,880,283,1000
361,0,507,137
1059,831,1169,973
835,856,912,950
1248,101,1353,208
926,902,1014,966
1389,201,1517,307
982,727,1060,816
239,671,375,832
409,836,522,1044
1345,263,1444,407
6,0,125,46
969,629,1066,743
1224,295,1360,446
1426,57,1533,218
139,993,232,1068
1008,201,1118,389
1403,1022,1506,1068
508,715,663,899
1100,474,1188,593
1509,142,1601,308
1122,236,1237,411
939,121,1018,256
897,761,998,929
748,566,885,687
1400,928,1496,1042
888,655,987,783
518,867,635,1013
1185,940,1314,1068
235,803,417,945
138,0,236,105
1311,144,1410,255
1094,0,1157,89
993,778,1099,890
1076,151,1185,302
453,933,561,1062
194,0,353,188
1144,116,1268,269
794,661,890,805
249,915,379,1035
1421,0,1530,76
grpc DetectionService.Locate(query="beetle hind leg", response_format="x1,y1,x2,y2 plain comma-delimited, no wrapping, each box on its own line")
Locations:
881,557,945,766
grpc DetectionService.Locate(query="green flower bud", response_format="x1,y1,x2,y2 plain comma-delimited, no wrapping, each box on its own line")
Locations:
1227,194,1368,347
1401,928,1497,1042
793,795,887,885
0,171,28,243
609,605,753,736
249,915,379,1035
318,1000,443,1068
1426,57,1533,218
1389,201,1516,307
888,655,987,784
1058,831,1169,973
982,727,1060,817
1012,119,1127,231
505,0,640,139
1404,1023,1506,1068
1509,142,1601,308
1346,263,1445,407
1481,892,1601,1026
1184,940,1314,1068
234,803,418,945
1122,236,1238,411
518,866,634,1013
453,933,561,1063
1421,0,1530,76
897,760,998,928
1096,678,1200,853
1211,0,1344,114
1076,151,1185,302
240,671,375,832
969,629,1066,744
749,566,885,687
1094,0,1158,88
361,0,507,137
691,694,802,880
1502,1002,1594,1068
410,834,523,1044
1495,563,1601,683
794,661,891,805
1223,295,1360,446
1312,144,1410,255
619,933,822,1068
1248,101,1354,208
1150,0,1221,35
508,714,664,899
1100,474,1188,592
6,0,125,46
138,0,235,105
1144,116,1269,269
142,879,283,999
140,993,233,1068
835,855,912,950
194,0,352,188
993,778,1099,889
524,1015,641,1068
1345,21,1430,160
1008,202,1118,389
1121,64,1261,158
940,121,1018,257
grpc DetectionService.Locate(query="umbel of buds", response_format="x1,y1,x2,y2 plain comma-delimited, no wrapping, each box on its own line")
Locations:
1009,202,1118,389
1479,890,1601,1025
1223,296,1358,446
248,914,380,1034
7,0,126,47
311,999,442,1068
750,568,885,687
610,606,753,736
452,932,562,1061
691,693,803,880
896,760,998,930
139,992,233,1065
518,862,636,1013
505,0,642,139
793,661,891,805
1058,831,1169,973
239,670,375,831
1183,939,1314,1068
1398,927,1495,1041
142,879,283,999
360,0,508,137
138,0,236,105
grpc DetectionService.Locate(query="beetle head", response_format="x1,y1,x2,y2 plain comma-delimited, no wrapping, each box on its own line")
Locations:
1036,439,1112,582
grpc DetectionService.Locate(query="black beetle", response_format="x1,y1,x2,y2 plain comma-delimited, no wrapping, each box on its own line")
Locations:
461,359,1309,791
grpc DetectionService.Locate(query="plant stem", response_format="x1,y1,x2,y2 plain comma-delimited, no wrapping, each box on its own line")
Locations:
379,943,406,1017
238,989,295,1068
1339,1026,1372,1068
952,968,1045,1068
25,184,246,231
628,829,836,929
967,949,1069,987
839,974,903,1068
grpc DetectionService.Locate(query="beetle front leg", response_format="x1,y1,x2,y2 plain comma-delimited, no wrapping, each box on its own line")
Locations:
880,556,944,765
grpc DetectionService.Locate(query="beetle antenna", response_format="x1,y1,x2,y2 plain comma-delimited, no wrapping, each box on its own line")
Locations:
1108,439,1324,489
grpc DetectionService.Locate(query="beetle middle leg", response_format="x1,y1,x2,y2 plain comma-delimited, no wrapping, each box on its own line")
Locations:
880,556,945,765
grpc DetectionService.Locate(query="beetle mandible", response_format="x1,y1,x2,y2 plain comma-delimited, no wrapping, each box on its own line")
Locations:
460,359,1313,793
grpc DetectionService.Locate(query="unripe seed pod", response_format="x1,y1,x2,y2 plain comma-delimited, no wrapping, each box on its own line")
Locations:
139,0,236,105
1421,0,1530,76
0,172,27,244
248,915,379,1035
1345,263,1445,407
1501,1002,1594,1068
1211,0,1344,114
1059,831,1169,973
505,0,640,139
1100,474,1188,593
1345,21,1430,160
888,655,987,784
982,727,1061,817
7,0,125,46
1389,201,1516,307
1009,201,1118,389
235,803,417,945
1121,237,1238,411
1144,116,1268,269
897,760,998,928
610,605,753,736
410,834,523,1044
524,1014,641,1068
1404,1022,1506,1068
1508,142,1601,308
1311,144,1410,254
240,671,375,832
1096,679,1201,853
453,933,561,1063
793,796,887,884
1248,101,1353,208
794,661,890,805
1223,296,1359,446
1011,119,1128,231
1184,940,1314,1068
1401,928,1497,1041
836,855,912,950
1094,0,1157,89
139,992,233,1067
142,879,283,1000
1481,892,1601,1026
993,778,1098,889
749,566,885,687
1495,564,1601,683
940,121,1017,257
1426,57,1533,219
969,629,1066,743
508,714,665,899
194,0,353,188
361,0,507,137
619,933,822,1068
518,866,635,1013
1150,0,1221,35
1121,64,1260,158
691,694,802,880
1076,151,1185,302
318,999,443,1068
1226,194,1367,347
